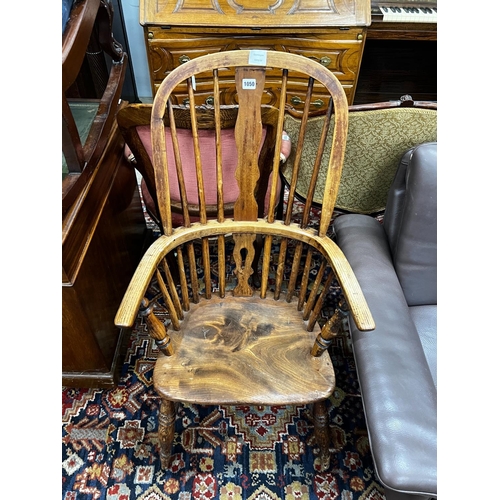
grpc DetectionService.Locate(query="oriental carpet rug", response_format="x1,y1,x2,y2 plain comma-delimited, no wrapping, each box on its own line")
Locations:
62,188,386,500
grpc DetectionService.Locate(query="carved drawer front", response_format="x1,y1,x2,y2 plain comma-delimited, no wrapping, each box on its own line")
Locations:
153,78,285,108
146,30,365,105
147,32,228,83
281,32,364,83
286,82,354,113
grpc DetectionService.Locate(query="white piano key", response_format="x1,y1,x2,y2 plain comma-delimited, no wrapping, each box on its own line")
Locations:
380,4,437,23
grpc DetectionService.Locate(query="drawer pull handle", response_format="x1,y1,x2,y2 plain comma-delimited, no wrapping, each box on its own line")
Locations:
291,96,324,108
179,55,191,64
182,97,215,106
308,56,332,67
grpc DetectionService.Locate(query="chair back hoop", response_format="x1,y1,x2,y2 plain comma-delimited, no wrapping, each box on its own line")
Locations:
150,50,349,237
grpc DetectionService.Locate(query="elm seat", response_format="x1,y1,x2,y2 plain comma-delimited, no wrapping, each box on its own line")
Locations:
333,142,437,500
153,295,335,405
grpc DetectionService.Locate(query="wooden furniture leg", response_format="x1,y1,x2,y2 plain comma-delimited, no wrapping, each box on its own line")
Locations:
158,398,176,469
313,400,331,471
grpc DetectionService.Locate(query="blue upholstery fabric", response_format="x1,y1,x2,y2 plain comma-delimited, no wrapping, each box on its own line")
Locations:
62,0,75,32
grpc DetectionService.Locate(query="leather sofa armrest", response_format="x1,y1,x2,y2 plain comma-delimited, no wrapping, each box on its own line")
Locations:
333,214,437,497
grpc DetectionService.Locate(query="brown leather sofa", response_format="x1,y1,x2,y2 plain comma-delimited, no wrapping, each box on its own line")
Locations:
333,142,437,500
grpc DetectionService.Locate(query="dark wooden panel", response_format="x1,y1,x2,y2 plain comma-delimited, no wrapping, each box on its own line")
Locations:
62,125,148,388
354,38,436,104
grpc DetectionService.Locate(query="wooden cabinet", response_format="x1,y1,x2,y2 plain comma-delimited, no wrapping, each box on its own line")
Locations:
62,121,148,388
140,0,371,108
62,0,148,388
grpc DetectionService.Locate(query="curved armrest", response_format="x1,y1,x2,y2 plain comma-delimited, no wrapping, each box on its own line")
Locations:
115,219,375,332
115,235,170,329
334,214,437,496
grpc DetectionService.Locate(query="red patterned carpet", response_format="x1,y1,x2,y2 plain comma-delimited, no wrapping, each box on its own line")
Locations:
62,189,386,499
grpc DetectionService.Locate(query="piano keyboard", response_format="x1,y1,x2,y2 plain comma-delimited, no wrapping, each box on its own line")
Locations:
378,4,437,22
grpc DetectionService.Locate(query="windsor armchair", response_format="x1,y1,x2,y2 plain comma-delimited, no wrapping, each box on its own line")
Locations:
114,50,375,471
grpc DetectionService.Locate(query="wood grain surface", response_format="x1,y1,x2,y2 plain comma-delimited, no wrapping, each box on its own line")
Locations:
153,294,336,405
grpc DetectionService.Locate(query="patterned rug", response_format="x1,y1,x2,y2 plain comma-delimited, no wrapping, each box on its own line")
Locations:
62,188,386,500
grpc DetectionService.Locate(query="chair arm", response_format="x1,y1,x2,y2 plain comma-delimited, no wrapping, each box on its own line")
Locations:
115,235,170,329
334,214,437,497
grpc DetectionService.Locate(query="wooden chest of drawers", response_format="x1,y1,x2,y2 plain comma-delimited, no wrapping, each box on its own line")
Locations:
140,0,371,108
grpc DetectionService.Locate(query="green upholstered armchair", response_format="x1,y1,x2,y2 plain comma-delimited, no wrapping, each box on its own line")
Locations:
281,97,437,216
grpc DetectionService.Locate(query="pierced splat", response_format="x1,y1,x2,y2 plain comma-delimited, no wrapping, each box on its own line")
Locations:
231,66,266,296
232,234,256,296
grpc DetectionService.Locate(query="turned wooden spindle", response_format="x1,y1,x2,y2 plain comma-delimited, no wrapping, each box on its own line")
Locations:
141,298,175,356
311,298,348,357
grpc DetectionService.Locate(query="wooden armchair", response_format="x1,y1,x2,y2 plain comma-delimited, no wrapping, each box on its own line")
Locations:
114,50,375,471
62,0,127,214
280,96,437,216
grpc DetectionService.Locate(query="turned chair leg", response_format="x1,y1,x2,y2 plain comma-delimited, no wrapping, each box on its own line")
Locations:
158,398,176,469
313,400,331,471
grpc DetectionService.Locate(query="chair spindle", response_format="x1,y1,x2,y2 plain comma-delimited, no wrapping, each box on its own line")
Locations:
297,247,314,310
176,246,190,311
307,270,335,332
301,99,333,229
285,77,314,225
286,242,304,302
186,76,207,225
161,257,183,318
155,268,180,330
303,259,327,320
266,69,288,224
213,69,225,224
167,101,190,227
